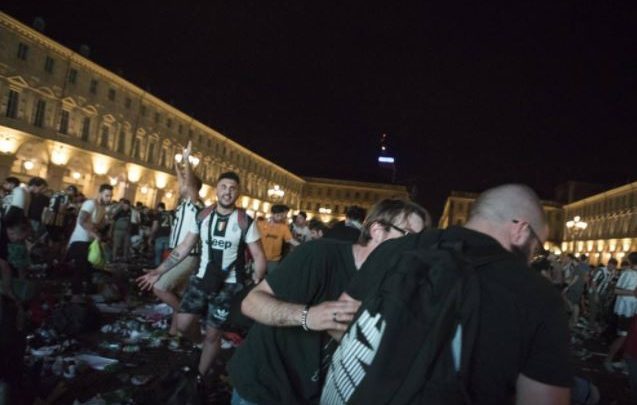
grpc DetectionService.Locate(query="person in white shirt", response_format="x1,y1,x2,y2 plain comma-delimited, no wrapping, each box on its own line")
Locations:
605,252,637,371
291,211,312,243
66,184,113,296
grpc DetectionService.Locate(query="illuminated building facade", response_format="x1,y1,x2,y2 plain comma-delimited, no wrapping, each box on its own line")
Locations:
561,181,637,265
439,184,637,265
0,12,405,218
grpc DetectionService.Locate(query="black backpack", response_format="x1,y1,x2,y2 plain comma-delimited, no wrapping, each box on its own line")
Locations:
322,232,501,405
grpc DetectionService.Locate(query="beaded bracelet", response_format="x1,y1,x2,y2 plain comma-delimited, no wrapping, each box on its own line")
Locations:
300,305,310,331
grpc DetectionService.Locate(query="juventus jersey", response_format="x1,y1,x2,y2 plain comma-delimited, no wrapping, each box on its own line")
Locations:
169,199,201,254
195,209,260,284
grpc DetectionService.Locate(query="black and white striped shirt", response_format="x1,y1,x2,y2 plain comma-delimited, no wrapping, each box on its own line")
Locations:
169,199,201,255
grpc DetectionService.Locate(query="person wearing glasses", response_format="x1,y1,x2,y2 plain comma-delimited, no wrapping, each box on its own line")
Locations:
228,198,430,405
325,184,572,404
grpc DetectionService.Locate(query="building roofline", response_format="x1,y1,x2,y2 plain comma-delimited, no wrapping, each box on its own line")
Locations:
0,11,304,182
564,180,637,209
303,177,407,192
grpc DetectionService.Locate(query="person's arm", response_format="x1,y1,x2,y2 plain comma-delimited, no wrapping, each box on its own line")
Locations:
241,279,360,331
515,374,570,405
247,240,267,283
148,219,159,245
78,209,100,240
283,226,300,246
137,231,198,290
562,273,579,293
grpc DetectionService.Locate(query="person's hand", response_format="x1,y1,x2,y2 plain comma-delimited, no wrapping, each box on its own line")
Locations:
183,140,192,162
136,269,161,291
252,272,265,285
306,300,361,332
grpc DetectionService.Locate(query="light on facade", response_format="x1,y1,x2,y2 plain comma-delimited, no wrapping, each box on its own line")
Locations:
140,185,149,194
319,207,332,214
199,185,208,199
174,153,200,167
155,173,168,189
71,171,81,180
93,156,110,175
23,160,34,171
51,146,69,166
165,190,174,199
127,165,142,183
267,185,285,201
0,137,16,154
205,199,213,206
109,176,118,186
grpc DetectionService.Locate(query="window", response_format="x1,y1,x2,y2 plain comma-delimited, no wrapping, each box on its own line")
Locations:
68,68,78,84
154,112,160,124
100,126,110,148
81,117,91,141
166,118,172,128
17,43,29,60
125,97,131,109
108,88,116,101
178,124,183,134
117,129,126,154
59,110,69,134
140,105,146,116
44,56,55,74
89,79,98,95
6,90,19,118
33,100,46,128
147,142,157,163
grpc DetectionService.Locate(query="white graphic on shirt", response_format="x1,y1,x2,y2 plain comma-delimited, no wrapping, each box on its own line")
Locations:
320,310,386,405
213,308,230,321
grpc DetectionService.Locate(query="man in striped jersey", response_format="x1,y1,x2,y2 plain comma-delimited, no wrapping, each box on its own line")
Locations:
139,148,266,385
138,161,202,336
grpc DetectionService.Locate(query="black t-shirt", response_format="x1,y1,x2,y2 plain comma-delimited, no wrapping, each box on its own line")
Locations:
28,193,50,222
323,221,361,243
228,239,357,405
155,211,173,238
344,226,573,404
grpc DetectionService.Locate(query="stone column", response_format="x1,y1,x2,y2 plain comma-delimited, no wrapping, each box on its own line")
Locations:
0,154,16,181
46,164,66,191
153,189,164,208
123,182,138,202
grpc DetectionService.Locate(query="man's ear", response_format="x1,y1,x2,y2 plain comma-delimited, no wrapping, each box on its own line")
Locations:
368,222,387,244
510,220,528,246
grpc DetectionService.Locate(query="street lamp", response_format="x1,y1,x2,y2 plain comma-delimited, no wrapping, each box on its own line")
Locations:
566,215,588,236
267,185,285,201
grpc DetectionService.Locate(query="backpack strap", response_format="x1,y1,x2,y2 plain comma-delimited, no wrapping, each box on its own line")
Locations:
196,204,216,224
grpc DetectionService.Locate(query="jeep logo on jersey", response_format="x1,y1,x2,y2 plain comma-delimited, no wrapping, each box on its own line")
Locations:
209,238,233,249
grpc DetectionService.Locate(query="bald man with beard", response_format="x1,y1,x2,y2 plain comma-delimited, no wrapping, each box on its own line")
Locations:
324,184,572,405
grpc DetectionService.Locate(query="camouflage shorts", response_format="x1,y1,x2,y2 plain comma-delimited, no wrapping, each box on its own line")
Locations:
179,276,242,329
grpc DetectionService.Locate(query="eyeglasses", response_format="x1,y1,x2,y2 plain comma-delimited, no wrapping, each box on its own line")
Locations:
512,219,546,256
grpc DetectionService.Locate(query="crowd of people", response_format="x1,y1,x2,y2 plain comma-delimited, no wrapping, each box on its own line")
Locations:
1,143,636,404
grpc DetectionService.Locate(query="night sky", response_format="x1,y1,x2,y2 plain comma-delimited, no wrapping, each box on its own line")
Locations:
3,1,636,219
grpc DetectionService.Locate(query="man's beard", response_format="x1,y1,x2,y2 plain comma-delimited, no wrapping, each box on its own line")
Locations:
218,199,235,209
